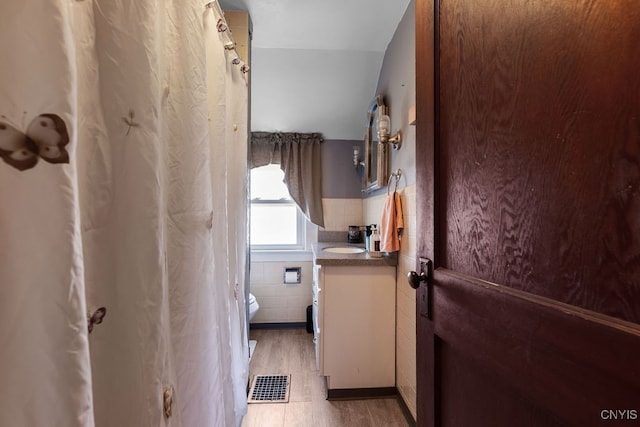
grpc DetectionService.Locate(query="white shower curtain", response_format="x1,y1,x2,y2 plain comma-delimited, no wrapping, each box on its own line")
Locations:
0,1,248,426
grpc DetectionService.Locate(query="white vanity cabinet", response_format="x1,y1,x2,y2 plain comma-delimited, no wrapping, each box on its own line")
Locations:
314,264,396,393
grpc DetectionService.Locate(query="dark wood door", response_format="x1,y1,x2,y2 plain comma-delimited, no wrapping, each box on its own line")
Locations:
415,1,640,426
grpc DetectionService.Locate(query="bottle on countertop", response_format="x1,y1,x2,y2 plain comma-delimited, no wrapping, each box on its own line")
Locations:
364,225,372,251
370,225,382,258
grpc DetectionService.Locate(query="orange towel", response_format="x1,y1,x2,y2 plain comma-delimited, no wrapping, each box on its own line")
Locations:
380,192,404,252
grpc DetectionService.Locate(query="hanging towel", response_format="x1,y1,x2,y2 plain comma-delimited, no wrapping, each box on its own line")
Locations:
380,192,404,252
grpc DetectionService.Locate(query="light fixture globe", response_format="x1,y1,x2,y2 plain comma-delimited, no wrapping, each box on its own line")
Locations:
376,114,401,150
377,114,391,141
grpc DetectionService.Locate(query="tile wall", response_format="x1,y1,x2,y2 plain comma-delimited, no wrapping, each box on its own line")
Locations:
321,198,364,232
249,261,314,323
363,185,417,419
249,198,362,324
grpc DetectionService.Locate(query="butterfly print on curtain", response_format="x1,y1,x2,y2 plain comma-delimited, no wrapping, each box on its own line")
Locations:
87,307,107,334
0,114,69,171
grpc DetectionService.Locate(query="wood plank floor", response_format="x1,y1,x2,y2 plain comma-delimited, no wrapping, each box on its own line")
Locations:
241,328,411,427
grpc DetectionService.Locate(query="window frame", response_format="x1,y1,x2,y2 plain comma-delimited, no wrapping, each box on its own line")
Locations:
249,165,307,252
250,199,306,251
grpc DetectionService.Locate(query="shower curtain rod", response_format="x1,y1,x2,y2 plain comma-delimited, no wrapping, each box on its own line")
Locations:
205,0,250,79
206,0,234,46
205,1,220,11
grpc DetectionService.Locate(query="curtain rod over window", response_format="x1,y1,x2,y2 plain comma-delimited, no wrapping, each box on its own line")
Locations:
251,132,324,144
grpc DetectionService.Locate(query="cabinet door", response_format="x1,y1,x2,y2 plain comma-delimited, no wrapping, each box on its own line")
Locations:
323,265,396,390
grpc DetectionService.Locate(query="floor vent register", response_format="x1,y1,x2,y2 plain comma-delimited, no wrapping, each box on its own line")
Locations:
247,374,291,404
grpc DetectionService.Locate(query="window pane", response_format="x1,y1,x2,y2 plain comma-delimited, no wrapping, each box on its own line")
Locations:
250,203,298,245
250,164,291,200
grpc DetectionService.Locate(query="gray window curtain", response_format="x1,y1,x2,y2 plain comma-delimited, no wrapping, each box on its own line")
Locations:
250,132,325,228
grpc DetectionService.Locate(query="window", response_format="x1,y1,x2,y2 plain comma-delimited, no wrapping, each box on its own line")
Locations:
250,164,305,250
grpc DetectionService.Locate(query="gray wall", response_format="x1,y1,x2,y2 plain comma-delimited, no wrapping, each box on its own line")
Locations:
321,0,415,201
369,0,416,196
321,139,364,199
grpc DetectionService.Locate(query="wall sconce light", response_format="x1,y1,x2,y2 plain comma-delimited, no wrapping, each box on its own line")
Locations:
353,145,364,169
377,114,402,150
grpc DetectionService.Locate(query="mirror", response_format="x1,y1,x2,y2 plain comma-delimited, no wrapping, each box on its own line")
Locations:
363,94,389,192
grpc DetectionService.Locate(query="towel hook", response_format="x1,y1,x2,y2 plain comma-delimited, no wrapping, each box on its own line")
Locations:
387,169,402,195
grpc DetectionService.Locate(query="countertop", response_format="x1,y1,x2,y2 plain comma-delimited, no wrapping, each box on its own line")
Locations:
312,242,398,267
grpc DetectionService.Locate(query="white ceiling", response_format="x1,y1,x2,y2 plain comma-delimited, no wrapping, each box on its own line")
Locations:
219,0,411,140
